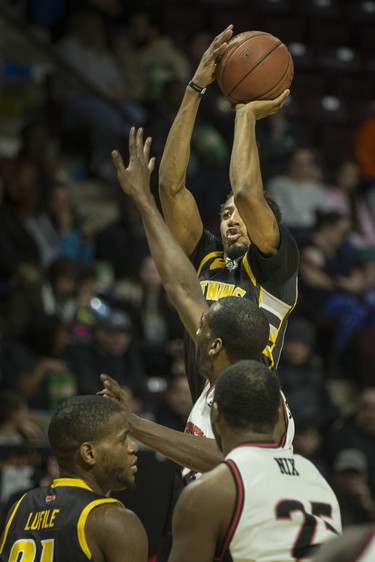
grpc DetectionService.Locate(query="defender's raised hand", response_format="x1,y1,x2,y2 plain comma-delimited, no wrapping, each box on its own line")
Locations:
112,127,155,203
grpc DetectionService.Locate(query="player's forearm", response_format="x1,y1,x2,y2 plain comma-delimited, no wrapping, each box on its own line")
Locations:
230,109,262,199
159,86,202,195
129,413,224,472
230,108,279,253
132,193,204,339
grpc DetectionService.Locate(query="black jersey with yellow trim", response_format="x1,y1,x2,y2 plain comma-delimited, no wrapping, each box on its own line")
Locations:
0,477,124,561
184,225,299,401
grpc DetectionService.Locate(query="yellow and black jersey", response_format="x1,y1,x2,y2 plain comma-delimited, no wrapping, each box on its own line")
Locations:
185,225,299,401
0,478,124,561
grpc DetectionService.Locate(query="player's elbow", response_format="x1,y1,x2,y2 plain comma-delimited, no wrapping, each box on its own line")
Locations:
233,188,258,211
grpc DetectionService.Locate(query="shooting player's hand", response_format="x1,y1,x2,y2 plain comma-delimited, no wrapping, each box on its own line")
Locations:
235,89,290,120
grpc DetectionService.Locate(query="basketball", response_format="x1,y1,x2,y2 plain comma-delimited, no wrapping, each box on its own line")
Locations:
216,30,294,103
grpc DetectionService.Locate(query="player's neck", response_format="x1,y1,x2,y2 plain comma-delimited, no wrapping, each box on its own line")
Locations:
222,430,276,456
59,469,107,496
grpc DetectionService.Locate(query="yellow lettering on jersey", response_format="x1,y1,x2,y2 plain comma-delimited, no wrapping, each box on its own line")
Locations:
49,509,59,526
218,283,235,298
232,287,246,297
9,539,36,561
206,282,221,300
201,280,246,301
24,509,60,531
200,280,209,294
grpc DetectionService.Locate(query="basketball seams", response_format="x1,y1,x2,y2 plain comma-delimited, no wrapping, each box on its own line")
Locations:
227,40,283,97
216,31,274,95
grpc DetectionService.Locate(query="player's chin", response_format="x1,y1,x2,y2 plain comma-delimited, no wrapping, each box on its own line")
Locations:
226,241,248,260
117,474,137,490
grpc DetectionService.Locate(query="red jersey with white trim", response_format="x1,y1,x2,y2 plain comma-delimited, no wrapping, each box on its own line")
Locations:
182,383,295,481
216,443,342,562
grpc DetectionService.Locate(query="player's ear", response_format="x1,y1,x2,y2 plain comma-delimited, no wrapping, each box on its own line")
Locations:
211,401,220,425
211,402,219,423
80,442,96,466
209,337,223,356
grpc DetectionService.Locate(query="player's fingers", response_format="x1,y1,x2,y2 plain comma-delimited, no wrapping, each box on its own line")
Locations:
275,89,290,105
111,150,126,175
149,156,156,174
214,43,228,58
217,24,233,42
136,127,144,156
128,126,136,155
144,136,152,160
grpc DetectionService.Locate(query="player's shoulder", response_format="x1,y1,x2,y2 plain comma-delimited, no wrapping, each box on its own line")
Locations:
86,502,146,543
86,501,148,560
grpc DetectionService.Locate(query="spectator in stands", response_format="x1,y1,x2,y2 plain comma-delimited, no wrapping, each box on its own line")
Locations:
95,193,149,282
52,7,146,182
298,211,372,376
352,108,375,227
26,183,96,268
331,449,375,527
325,159,375,254
352,108,375,190
114,10,190,104
18,312,74,412
65,308,153,415
266,147,330,243
154,373,192,432
116,255,184,378
6,256,83,339
257,106,307,182
16,120,60,195
324,388,375,499
0,159,42,276
277,316,338,427
144,79,186,192
293,420,331,480
0,390,43,521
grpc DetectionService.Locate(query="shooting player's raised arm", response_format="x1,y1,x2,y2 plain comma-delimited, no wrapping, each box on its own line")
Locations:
158,25,233,255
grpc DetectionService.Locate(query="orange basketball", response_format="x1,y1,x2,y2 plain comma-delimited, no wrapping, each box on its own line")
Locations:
216,30,294,103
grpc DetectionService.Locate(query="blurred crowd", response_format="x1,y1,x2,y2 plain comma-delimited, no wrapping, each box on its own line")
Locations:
0,0,375,533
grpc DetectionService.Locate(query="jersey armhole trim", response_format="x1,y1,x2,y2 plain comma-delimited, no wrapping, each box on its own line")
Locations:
197,251,223,276
216,460,244,562
77,498,125,558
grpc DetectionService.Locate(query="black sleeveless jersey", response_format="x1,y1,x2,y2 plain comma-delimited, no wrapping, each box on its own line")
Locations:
185,225,299,401
0,478,124,561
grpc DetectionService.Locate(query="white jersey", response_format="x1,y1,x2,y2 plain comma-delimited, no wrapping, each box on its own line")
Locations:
353,527,375,562
217,443,342,562
182,382,295,480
